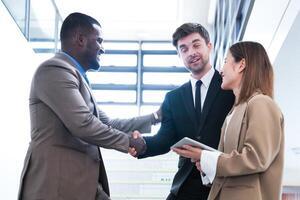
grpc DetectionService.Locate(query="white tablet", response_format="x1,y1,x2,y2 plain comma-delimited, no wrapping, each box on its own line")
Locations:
171,137,218,152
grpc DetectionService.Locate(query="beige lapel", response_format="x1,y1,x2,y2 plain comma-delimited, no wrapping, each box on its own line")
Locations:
224,102,247,153
218,119,227,152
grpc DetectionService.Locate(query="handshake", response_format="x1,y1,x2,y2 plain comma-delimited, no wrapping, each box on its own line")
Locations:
128,131,146,157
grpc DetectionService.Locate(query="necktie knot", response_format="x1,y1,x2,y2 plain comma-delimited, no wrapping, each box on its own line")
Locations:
196,80,202,87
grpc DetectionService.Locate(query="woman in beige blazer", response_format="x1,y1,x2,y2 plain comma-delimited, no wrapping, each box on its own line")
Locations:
173,41,284,200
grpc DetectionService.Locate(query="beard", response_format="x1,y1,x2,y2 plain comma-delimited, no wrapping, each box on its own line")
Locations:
89,58,101,71
187,58,209,75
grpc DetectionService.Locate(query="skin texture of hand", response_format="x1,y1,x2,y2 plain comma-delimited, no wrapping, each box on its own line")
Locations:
128,130,145,157
132,130,141,139
128,147,137,157
172,145,202,162
195,161,202,171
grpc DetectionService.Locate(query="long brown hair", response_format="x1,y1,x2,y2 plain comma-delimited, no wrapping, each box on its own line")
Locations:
229,41,274,104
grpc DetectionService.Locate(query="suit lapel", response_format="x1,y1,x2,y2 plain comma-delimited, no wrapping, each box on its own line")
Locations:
53,53,99,118
218,119,228,152
197,71,221,135
180,82,198,127
85,83,99,118
224,102,247,153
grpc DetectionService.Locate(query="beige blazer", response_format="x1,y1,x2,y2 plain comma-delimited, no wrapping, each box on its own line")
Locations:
208,93,284,200
18,53,154,200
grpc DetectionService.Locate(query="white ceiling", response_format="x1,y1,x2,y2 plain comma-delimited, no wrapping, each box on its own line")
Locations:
54,0,212,40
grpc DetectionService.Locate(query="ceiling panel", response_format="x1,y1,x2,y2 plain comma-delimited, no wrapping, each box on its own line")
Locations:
54,0,211,40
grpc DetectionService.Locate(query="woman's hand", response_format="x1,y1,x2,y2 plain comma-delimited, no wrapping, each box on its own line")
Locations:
195,161,202,171
172,145,202,162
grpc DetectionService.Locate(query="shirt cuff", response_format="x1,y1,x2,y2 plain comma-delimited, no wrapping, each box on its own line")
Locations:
201,150,222,184
152,112,159,124
201,173,211,185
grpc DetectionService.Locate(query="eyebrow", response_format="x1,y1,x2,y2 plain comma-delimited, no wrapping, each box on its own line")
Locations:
179,39,202,49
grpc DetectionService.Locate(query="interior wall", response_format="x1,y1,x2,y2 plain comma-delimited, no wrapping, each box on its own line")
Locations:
243,0,300,62
273,11,300,186
0,2,38,199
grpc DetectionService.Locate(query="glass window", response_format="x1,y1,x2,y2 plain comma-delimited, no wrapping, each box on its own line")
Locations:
140,105,161,115
87,72,136,85
97,105,138,118
93,90,136,103
30,0,56,40
101,54,137,67
143,72,189,85
140,105,161,135
2,0,26,34
143,90,168,103
29,41,55,49
104,42,139,50
35,53,54,63
143,54,183,67
142,42,175,50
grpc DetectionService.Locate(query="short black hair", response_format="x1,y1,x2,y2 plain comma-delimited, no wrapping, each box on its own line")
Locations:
60,12,101,42
172,23,210,48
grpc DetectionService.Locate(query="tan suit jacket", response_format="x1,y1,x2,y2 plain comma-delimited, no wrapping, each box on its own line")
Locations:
208,93,284,200
18,53,154,200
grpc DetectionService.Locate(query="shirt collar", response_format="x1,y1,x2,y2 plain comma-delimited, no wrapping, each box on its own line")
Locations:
190,66,215,89
60,51,86,76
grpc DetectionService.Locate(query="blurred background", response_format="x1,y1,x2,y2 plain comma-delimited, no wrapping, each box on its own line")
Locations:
0,0,299,199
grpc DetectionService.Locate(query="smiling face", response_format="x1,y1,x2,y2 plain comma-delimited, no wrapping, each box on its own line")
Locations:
220,51,245,92
177,32,212,78
82,24,105,71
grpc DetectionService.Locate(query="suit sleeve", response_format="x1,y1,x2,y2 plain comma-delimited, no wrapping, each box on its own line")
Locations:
216,96,284,177
35,65,130,153
98,109,154,133
139,93,178,158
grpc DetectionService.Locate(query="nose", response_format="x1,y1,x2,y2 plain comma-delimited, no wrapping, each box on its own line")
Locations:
98,46,105,55
188,48,197,57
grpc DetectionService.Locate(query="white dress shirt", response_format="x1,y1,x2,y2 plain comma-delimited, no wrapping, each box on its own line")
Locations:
190,66,215,109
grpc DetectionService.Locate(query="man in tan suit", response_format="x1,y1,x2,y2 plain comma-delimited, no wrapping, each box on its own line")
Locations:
18,12,159,200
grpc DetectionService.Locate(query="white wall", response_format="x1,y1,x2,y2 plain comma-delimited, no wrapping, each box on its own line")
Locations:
273,11,300,186
0,2,38,199
243,0,300,62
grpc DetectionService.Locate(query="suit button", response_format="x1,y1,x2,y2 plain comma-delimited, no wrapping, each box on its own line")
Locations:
196,136,201,140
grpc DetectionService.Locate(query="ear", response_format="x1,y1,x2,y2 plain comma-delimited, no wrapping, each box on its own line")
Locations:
75,31,87,47
238,58,246,73
207,42,213,51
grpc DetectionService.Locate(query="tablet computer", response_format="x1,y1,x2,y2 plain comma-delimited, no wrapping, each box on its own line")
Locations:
171,137,218,152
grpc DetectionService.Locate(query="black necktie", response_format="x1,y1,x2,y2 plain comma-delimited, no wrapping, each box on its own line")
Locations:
195,80,202,122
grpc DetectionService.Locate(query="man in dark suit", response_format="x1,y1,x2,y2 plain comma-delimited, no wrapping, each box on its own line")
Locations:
134,23,235,200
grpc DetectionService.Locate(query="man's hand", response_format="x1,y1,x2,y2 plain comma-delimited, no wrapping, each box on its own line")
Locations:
128,131,146,157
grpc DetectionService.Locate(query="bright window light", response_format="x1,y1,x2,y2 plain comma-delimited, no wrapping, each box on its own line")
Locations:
143,55,184,67
87,72,137,85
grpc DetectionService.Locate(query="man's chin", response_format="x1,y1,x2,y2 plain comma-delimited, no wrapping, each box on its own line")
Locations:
89,62,101,71
189,66,203,73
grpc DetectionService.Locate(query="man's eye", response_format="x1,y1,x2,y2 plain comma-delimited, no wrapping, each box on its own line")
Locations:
180,48,187,53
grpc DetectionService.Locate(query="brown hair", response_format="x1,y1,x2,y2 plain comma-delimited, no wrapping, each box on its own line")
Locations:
229,41,274,104
172,23,210,48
